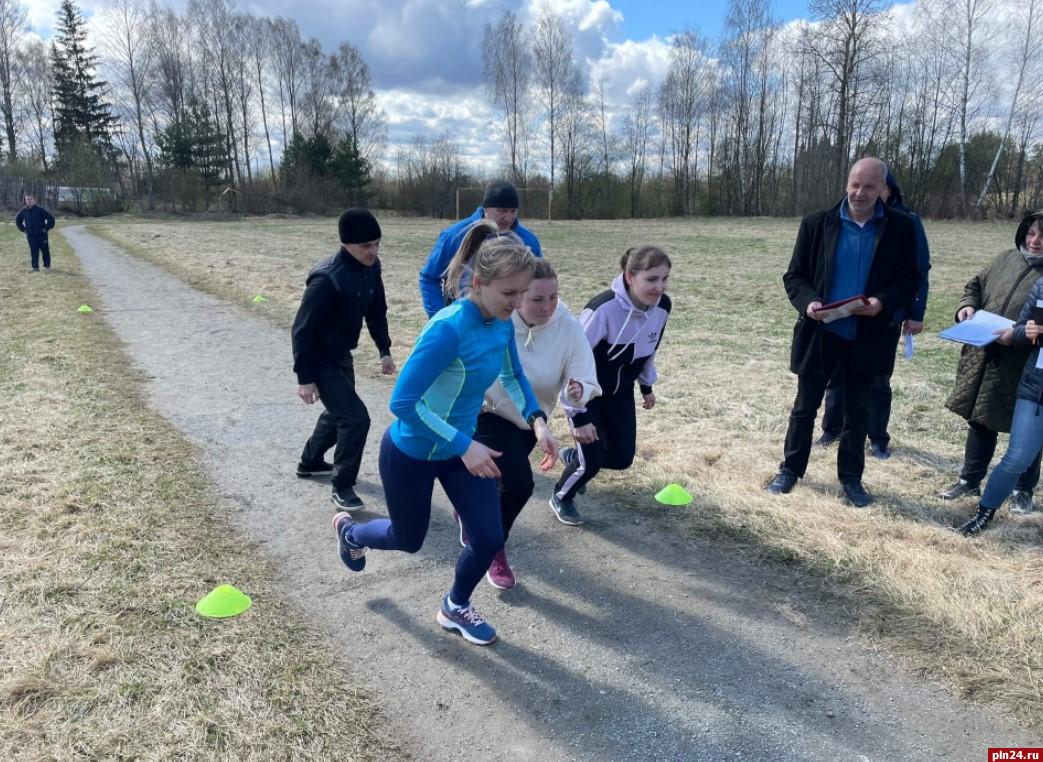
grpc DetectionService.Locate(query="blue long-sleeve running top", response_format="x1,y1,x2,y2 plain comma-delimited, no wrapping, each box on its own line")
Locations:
389,298,541,460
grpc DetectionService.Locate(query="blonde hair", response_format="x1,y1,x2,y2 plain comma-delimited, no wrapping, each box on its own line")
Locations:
444,220,537,300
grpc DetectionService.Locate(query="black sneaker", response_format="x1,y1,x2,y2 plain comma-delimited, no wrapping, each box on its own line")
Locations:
766,468,797,495
813,432,840,449
869,441,891,460
841,480,872,508
331,486,364,510
938,480,980,500
1009,490,1034,515
549,495,584,525
956,505,996,536
296,460,334,478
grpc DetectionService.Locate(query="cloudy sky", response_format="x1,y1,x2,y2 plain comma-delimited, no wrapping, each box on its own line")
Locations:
23,0,908,168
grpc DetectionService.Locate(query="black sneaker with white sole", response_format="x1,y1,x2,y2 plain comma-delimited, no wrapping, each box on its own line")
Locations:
297,460,334,478
331,486,364,510
549,495,584,525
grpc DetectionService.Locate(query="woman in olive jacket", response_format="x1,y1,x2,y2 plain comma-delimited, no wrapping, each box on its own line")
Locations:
941,211,1043,511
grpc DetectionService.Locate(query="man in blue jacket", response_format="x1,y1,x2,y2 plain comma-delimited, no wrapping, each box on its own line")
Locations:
813,169,931,459
418,179,542,317
15,193,56,272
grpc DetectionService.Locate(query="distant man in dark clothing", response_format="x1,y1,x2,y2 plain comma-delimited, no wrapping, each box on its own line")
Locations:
292,208,395,510
766,157,921,508
15,194,56,272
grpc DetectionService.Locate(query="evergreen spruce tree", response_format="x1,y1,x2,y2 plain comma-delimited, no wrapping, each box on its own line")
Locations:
50,0,117,168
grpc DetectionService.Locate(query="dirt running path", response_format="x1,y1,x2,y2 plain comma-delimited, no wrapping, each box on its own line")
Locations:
66,226,1038,761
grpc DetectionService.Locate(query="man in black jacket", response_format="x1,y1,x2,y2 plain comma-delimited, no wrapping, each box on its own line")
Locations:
15,193,56,272
292,208,395,510
766,158,921,507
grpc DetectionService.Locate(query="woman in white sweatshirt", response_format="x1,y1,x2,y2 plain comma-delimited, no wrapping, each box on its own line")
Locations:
473,258,601,589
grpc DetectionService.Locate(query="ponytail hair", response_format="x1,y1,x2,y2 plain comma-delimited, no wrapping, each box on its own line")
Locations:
620,244,671,275
444,220,537,301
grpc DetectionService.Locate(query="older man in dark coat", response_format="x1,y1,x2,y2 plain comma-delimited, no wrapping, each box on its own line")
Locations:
766,157,921,507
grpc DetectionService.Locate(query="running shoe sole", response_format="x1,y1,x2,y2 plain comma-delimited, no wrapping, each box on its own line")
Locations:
437,610,498,645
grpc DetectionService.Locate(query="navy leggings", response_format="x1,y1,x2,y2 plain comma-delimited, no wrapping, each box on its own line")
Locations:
348,428,503,607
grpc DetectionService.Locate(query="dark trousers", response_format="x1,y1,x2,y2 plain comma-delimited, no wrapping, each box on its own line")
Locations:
300,358,370,491
783,333,873,484
349,429,503,607
821,366,892,448
475,412,536,543
555,389,638,500
27,235,51,269
960,420,1042,493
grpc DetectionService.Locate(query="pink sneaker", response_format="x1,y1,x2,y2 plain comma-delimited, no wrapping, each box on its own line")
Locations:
486,548,515,589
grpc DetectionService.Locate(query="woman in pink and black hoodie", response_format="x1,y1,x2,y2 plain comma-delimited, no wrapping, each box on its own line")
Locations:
551,245,672,526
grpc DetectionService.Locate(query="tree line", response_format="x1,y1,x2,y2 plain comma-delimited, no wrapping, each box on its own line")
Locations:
0,0,1036,219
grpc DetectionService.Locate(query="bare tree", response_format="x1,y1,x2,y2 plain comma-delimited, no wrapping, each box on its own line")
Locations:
805,0,887,199
935,0,999,216
247,17,276,174
0,0,27,161
334,41,387,160
269,17,306,141
299,39,336,138
619,85,654,217
719,0,781,214
99,0,157,208
658,28,711,215
531,2,579,190
482,10,532,184
150,3,191,125
976,0,1041,215
191,0,244,186
15,39,49,168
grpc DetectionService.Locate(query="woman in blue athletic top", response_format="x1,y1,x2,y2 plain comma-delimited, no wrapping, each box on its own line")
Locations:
332,220,559,645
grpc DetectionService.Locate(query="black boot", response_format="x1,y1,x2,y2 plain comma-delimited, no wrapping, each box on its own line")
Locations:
956,505,996,537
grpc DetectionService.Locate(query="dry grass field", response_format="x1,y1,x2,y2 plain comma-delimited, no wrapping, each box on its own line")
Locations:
4,211,1040,758
0,224,395,759
91,213,1043,728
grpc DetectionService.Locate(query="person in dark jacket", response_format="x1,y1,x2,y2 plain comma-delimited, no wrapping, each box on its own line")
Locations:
814,169,931,459
292,208,394,510
766,157,921,508
15,193,56,272
941,211,1043,516
956,226,1043,535
551,244,672,525
418,179,542,317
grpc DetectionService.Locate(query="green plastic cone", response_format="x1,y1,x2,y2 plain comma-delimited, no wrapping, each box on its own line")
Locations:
196,584,252,618
252,295,267,303
77,305,93,312
655,483,692,506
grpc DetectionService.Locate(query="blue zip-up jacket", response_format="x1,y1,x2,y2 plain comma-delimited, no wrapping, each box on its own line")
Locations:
418,206,542,317
389,298,541,460
889,198,931,322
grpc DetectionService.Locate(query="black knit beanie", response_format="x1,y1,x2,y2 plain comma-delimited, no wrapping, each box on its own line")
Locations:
338,208,382,244
482,180,519,209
